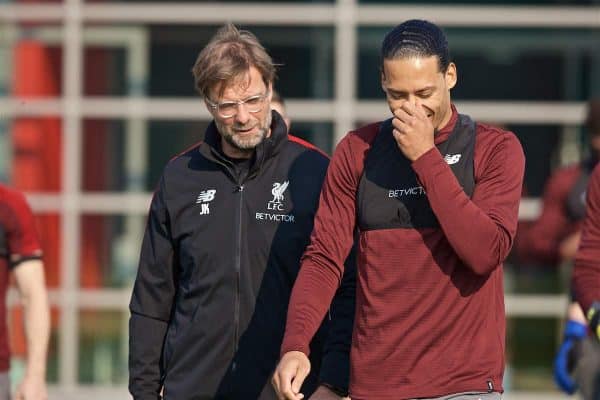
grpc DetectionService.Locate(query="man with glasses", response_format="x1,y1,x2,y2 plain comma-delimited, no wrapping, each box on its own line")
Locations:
128,23,355,400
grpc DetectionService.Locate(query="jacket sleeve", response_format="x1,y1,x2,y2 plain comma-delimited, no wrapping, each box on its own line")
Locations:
573,165,600,312
129,175,177,400
412,130,525,275
318,243,357,392
282,133,360,357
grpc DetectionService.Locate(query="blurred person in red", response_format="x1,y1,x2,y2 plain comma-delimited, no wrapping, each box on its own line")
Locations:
572,162,600,400
273,19,525,400
516,99,600,398
0,184,49,400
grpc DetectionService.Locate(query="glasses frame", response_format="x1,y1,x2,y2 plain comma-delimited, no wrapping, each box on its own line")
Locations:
205,90,271,118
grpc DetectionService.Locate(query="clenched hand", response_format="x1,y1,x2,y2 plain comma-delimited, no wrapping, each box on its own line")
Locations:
272,351,311,400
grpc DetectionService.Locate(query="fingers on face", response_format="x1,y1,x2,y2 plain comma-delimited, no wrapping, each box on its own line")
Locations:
400,100,416,115
394,107,420,130
392,117,409,136
396,100,427,120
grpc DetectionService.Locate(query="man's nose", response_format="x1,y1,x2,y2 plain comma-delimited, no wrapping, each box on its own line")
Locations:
234,103,250,124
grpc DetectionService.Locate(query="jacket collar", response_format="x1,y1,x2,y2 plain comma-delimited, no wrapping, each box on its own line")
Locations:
434,104,459,145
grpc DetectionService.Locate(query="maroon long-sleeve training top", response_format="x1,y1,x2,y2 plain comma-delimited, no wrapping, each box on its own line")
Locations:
281,106,525,400
573,164,600,313
516,165,583,265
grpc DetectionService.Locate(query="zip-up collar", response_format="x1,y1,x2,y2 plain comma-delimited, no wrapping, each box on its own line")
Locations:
434,104,459,145
198,110,289,181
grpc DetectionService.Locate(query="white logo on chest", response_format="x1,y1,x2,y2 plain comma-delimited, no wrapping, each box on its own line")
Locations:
389,186,426,198
444,154,462,165
256,180,295,223
196,189,216,215
268,181,289,211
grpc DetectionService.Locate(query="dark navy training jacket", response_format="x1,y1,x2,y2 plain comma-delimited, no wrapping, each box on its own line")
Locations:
129,111,355,400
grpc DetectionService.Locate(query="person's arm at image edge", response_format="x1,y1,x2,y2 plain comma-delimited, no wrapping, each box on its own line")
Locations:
13,259,49,400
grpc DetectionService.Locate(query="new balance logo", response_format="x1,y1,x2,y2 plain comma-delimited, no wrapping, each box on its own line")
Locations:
197,190,216,203
196,189,216,215
444,154,461,165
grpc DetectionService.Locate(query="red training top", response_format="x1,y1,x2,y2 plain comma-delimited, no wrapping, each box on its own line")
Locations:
573,164,600,313
516,165,583,265
281,106,525,400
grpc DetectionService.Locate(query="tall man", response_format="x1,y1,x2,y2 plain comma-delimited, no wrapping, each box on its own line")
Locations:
273,19,525,400
0,184,49,400
572,163,600,400
128,24,355,400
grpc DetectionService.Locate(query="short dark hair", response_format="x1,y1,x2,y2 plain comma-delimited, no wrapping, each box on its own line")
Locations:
380,19,450,73
192,23,276,100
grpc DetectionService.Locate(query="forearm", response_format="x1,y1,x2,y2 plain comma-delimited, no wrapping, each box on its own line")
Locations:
281,259,340,357
282,135,360,357
129,312,169,399
319,246,356,391
13,260,50,382
22,284,50,380
413,141,523,275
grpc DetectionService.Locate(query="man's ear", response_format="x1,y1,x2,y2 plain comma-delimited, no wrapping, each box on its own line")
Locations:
445,62,457,90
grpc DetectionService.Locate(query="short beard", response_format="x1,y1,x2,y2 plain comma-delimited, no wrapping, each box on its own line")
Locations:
218,112,272,154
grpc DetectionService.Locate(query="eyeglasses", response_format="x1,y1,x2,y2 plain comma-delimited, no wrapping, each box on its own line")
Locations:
206,91,270,118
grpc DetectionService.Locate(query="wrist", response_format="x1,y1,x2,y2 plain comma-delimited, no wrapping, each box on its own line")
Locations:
564,319,588,339
23,368,46,383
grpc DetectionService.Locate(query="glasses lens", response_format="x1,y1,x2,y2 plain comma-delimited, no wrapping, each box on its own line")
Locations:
216,94,266,117
218,102,237,117
245,96,264,113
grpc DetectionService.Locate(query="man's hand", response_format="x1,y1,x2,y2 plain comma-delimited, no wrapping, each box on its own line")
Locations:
391,101,435,162
559,231,581,261
272,351,311,400
553,319,587,394
309,385,350,400
14,375,48,400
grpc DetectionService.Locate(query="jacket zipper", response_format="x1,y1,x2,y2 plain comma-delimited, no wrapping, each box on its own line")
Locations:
233,183,244,364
